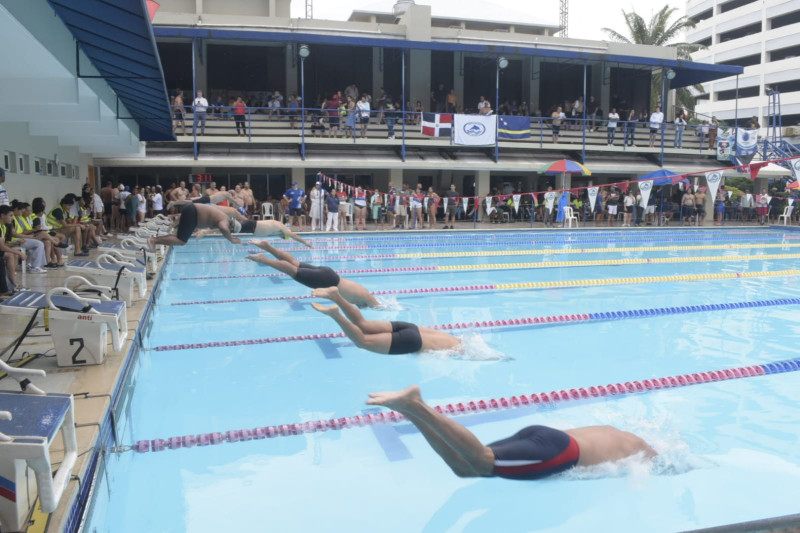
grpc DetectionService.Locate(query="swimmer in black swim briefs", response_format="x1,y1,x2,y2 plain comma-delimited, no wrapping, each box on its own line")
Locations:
310,286,460,353
147,203,242,250
246,241,378,307
365,385,657,479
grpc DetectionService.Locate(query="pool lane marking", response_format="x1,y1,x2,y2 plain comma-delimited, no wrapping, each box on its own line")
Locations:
152,296,800,352
124,358,800,453
170,242,800,265
170,234,797,254
171,253,800,280
167,268,800,307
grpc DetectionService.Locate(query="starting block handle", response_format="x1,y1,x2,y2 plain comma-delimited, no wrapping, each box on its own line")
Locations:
96,253,136,268
64,276,112,300
46,287,101,311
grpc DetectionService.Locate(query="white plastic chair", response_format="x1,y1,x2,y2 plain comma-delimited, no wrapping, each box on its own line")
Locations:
261,202,275,220
778,205,793,225
563,206,578,228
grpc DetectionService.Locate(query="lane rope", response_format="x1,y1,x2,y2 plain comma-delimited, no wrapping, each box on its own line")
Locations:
121,358,800,453
171,253,800,280
152,296,800,351
168,269,800,307
171,234,796,254
170,242,800,265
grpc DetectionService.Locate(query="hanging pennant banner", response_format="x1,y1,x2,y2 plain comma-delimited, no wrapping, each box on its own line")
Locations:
704,171,723,202
728,190,733,199
789,198,795,206
485,196,493,213
587,187,599,211
442,198,449,212
693,184,699,192
638,181,653,208
512,194,521,214
462,197,469,213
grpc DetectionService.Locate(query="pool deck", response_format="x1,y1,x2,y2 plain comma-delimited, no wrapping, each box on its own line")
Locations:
2,221,799,533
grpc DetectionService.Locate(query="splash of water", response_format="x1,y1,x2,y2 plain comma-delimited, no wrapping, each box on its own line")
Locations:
422,332,510,362
374,295,403,311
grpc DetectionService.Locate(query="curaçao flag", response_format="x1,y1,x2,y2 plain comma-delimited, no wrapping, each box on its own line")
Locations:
498,115,531,139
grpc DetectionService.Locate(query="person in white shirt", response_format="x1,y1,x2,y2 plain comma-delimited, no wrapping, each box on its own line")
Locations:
607,108,619,145
115,185,131,232
309,181,326,231
740,189,754,222
356,95,371,138
649,107,664,147
152,186,164,215
193,90,209,135
623,190,635,227
136,187,147,223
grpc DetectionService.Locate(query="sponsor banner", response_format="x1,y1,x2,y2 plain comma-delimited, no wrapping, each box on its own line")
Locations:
705,171,723,201
638,180,653,208
587,187,599,211
453,114,497,146
735,127,758,164
512,194,521,213
716,128,734,161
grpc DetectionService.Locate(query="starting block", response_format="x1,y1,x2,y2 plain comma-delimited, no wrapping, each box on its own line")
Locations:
45,287,128,367
66,253,147,306
0,392,77,531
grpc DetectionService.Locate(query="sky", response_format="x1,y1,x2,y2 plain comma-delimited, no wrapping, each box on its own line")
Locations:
290,0,686,42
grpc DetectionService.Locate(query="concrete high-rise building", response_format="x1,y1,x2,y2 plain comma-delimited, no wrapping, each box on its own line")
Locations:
687,0,800,133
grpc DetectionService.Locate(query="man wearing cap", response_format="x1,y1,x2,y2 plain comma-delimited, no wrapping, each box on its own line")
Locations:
309,181,326,231
284,181,306,228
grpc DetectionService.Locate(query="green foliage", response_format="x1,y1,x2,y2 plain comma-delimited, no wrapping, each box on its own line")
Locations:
602,6,706,110
725,177,754,193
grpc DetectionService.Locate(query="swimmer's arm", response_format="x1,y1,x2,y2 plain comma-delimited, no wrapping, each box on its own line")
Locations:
282,227,312,248
217,219,242,245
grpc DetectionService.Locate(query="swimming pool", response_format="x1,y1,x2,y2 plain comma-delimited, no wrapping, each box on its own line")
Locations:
83,228,800,532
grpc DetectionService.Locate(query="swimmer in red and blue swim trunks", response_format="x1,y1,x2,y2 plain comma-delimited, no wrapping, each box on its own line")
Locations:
366,385,657,479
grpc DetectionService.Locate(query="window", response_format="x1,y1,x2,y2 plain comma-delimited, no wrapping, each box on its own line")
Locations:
34,158,42,174
771,10,800,30
716,86,759,101
3,151,9,171
769,44,800,62
769,79,800,94
718,54,761,67
695,37,712,47
719,0,756,14
46,161,53,175
690,8,713,24
719,22,762,43
59,164,67,177
17,154,27,174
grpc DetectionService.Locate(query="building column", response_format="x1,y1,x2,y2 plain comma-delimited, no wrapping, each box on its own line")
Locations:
408,50,431,112
286,45,298,98
291,167,304,189
194,40,208,94
477,169,490,217
389,168,403,189
453,52,464,110
529,57,541,114
373,48,383,100
599,63,610,120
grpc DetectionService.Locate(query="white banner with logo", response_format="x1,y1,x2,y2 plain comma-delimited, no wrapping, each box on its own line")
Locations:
512,194,521,214
587,187,599,211
462,197,469,213
792,158,800,181
716,128,734,161
704,171,723,201
638,181,653,208
453,114,497,146
442,198,448,212
736,128,758,164
485,196,494,213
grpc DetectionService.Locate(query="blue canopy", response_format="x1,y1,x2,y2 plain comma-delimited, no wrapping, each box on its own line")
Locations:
637,169,680,186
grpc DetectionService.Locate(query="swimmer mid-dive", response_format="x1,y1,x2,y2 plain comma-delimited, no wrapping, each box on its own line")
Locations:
197,208,312,248
167,192,242,210
246,241,377,307
147,203,242,250
310,287,459,352
366,385,658,479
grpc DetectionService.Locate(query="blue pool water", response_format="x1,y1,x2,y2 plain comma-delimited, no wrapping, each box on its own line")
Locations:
84,229,800,532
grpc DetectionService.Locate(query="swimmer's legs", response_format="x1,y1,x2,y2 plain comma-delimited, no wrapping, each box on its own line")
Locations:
250,240,300,266
367,385,494,477
312,286,390,334
311,303,392,353
337,277,380,308
245,253,299,276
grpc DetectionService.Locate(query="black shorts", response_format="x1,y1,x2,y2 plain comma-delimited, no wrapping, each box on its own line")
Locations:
192,196,211,204
176,204,198,243
329,116,340,127
103,202,112,214
289,207,304,216
294,262,340,289
682,206,696,216
359,116,369,124
625,206,633,214
240,219,257,234
388,321,423,354
552,126,561,134
488,425,580,480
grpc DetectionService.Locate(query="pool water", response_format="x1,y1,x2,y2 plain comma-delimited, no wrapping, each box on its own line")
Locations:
84,229,800,533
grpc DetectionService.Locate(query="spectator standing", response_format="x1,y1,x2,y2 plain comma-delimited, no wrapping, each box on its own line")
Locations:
283,181,307,228
443,183,459,229
337,187,350,231
322,94,341,138
370,189,385,231
649,107,663,147
708,116,719,150
740,189,754,222
587,96,599,131
309,181,326,231
357,95,371,138
152,186,164,216
234,97,247,137
446,89,458,113
172,90,186,135
624,109,638,147
550,106,565,144
674,112,687,148
353,186,368,230
193,91,209,135
607,108,619,145
606,188,620,227
324,189,340,232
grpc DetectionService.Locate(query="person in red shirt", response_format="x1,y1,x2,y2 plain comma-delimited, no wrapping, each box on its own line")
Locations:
234,97,247,136
322,94,341,138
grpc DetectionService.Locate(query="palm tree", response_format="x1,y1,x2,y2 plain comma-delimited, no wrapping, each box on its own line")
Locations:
602,6,706,112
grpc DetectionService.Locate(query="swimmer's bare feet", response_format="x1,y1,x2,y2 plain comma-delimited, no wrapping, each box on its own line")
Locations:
366,385,422,413
311,286,341,301
147,237,156,252
250,239,274,252
245,253,267,264
311,302,340,316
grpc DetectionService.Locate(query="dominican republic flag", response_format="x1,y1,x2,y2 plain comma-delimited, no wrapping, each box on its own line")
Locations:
498,115,531,139
421,113,453,137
